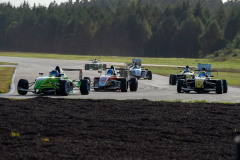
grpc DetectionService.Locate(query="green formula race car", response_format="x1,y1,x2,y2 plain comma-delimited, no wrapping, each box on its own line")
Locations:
17,66,90,96
85,59,107,70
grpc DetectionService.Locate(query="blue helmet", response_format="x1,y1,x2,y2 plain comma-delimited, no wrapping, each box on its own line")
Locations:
107,69,114,75
50,70,59,77
199,71,206,77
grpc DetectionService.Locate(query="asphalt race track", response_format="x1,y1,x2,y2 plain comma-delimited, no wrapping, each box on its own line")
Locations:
0,56,240,102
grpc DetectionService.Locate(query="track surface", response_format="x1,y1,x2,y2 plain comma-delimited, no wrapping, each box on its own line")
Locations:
0,98,239,159
0,56,240,102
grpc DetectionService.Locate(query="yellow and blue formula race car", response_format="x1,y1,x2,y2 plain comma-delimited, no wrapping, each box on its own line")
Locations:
177,64,228,94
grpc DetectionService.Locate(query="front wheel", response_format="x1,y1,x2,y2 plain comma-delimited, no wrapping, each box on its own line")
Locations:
59,80,70,96
17,79,29,95
80,79,90,95
177,80,184,93
216,80,223,94
120,78,127,92
222,80,228,93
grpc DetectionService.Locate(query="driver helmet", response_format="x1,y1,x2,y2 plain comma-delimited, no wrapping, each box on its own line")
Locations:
107,69,114,75
199,68,206,76
184,65,190,72
50,70,59,77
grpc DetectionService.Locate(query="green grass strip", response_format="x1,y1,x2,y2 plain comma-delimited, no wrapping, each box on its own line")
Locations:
1,51,240,69
0,62,17,65
0,67,15,93
1,51,240,86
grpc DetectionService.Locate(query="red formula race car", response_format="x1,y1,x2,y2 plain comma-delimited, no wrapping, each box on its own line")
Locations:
92,66,138,92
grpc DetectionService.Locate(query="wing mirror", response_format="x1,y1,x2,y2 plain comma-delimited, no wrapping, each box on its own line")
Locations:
39,73,43,76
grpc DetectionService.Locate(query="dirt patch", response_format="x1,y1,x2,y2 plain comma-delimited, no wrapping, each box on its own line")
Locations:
0,97,239,159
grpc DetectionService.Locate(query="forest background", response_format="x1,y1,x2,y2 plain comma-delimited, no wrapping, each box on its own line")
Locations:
0,0,240,58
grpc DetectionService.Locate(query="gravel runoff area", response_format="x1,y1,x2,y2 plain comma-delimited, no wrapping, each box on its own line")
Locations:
0,97,240,159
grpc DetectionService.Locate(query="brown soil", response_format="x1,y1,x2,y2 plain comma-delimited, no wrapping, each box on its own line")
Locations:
0,97,240,159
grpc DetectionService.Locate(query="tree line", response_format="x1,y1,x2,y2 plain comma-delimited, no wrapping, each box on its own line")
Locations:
0,0,240,58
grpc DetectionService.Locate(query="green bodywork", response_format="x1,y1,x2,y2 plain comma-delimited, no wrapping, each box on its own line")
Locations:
34,74,74,93
89,64,104,70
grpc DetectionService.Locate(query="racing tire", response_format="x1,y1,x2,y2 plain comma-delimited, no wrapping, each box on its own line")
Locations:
216,80,223,94
85,64,89,70
171,75,177,85
147,71,152,80
17,79,29,95
169,74,172,84
59,80,70,96
83,77,91,83
80,79,90,95
130,78,138,91
222,79,228,93
120,78,128,92
103,64,107,70
177,80,184,93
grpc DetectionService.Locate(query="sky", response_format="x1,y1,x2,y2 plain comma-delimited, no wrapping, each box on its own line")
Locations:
0,0,229,7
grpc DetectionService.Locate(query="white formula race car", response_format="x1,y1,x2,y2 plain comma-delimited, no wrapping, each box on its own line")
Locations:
126,58,152,80
169,65,195,85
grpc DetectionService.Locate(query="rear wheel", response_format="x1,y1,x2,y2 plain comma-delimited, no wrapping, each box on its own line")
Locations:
222,80,228,93
80,79,90,95
59,80,70,96
169,74,172,84
171,75,177,85
85,64,89,70
17,79,29,95
120,78,127,92
216,80,223,94
130,78,138,91
147,71,152,80
177,80,184,93
83,77,91,83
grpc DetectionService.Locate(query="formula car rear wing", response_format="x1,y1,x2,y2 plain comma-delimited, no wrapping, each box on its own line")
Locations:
177,66,196,73
194,69,218,78
62,68,83,80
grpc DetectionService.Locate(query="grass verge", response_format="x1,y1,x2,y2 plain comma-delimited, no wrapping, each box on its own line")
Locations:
0,62,17,65
0,51,239,86
1,51,240,69
0,67,15,93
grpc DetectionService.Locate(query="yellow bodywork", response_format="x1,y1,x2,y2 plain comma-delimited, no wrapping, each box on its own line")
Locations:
186,74,192,79
195,79,204,88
